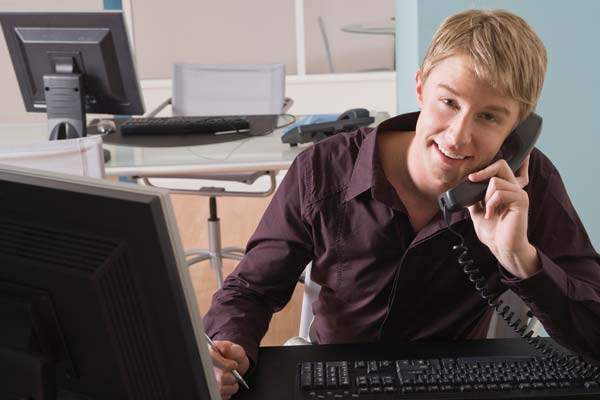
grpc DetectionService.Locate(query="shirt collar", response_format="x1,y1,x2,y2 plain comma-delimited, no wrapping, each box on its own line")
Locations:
344,111,421,203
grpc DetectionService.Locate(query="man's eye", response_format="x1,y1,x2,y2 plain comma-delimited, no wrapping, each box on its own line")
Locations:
442,99,457,108
480,112,496,122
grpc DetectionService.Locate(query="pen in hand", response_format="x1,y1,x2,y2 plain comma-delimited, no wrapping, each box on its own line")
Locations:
204,333,250,390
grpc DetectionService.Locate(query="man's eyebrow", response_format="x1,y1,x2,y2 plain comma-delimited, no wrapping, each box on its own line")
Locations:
439,83,459,96
483,104,511,116
438,83,511,116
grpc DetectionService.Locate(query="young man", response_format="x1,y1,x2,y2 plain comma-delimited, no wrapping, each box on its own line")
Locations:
204,9,600,399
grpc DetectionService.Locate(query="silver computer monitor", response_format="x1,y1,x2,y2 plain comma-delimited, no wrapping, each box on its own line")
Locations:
0,164,220,399
0,12,144,140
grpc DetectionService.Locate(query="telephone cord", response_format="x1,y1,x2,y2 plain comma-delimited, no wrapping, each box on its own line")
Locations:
441,204,599,381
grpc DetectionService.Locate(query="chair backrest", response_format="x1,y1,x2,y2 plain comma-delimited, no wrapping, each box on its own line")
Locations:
172,63,286,116
486,290,542,338
0,135,105,178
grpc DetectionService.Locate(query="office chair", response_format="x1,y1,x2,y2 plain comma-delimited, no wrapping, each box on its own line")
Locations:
139,63,292,288
285,265,543,346
0,135,105,179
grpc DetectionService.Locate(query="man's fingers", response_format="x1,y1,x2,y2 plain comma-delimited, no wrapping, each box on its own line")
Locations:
209,345,238,371
209,340,245,400
220,371,238,386
226,344,246,362
469,159,519,185
484,190,524,219
218,342,250,374
213,368,240,399
484,177,519,205
221,382,240,397
514,156,530,188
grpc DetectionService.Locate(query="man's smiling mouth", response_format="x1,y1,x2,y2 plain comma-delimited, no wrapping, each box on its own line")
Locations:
436,143,468,160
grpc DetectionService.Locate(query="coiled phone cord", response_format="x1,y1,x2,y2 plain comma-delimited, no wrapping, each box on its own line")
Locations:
441,204,600,381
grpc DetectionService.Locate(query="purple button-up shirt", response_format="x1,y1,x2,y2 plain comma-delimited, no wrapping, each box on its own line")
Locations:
204,112,600,365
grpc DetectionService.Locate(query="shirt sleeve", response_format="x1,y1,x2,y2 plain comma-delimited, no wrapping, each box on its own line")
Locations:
500,151,600,362
202,155,314,366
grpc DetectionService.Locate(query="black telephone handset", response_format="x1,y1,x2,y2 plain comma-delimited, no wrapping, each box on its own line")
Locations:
438,113,543,212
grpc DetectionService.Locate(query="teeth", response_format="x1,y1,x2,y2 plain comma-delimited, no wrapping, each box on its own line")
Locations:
438,144,466,160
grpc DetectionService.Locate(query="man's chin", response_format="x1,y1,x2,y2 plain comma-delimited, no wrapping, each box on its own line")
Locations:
436,174,470,194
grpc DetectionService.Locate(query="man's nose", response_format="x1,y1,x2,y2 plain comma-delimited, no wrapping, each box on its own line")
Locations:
447,115,473,147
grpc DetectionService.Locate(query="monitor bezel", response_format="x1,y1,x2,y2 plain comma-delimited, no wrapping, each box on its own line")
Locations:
0,164,221,399
0,11,145,116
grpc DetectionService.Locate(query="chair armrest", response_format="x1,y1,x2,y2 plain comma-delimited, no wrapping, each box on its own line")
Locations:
145,97,172,118
139,170,278,198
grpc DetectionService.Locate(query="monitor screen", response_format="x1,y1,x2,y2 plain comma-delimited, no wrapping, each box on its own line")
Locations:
0,12,144,139
0,165,220,399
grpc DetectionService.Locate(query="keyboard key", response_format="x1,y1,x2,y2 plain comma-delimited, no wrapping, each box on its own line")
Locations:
401,386,414,393
367,361,379,373
518,383,532,390
440,384,454,392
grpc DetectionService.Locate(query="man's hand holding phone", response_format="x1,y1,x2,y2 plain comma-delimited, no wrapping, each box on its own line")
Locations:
466,156,541,279
208,340,250,400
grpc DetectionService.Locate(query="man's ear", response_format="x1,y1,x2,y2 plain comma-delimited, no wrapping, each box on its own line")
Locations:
415,70,424,109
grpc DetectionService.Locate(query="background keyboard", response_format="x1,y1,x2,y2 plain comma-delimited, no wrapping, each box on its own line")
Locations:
297,356,600,399
119,116,250,135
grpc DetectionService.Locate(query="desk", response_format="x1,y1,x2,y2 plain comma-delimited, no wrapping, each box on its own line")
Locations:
0,113,389,177
341,20,395,36
235,338,582,400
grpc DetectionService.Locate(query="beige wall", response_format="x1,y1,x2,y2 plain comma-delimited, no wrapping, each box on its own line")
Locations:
131,0,298,79
304,0,395,74
132,0,394,78
0,0,395,123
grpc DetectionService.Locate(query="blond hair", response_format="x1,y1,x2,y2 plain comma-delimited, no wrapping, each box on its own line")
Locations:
420,9,547,122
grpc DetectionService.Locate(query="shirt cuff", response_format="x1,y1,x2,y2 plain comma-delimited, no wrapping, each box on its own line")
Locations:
498,249,569,308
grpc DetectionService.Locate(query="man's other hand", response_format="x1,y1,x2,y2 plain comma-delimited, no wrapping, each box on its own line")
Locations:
209,340,250,400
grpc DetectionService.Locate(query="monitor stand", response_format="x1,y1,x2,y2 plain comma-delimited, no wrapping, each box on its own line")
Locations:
44,73,85,140
43,71,111,163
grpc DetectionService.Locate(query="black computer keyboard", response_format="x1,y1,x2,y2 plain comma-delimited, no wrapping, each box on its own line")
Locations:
297,356,600,399
119,116,250,135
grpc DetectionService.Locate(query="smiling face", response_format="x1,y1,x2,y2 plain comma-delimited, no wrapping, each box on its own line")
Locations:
408,54,521,197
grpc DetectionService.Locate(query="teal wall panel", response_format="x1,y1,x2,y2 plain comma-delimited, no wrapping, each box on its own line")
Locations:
103,0,122,10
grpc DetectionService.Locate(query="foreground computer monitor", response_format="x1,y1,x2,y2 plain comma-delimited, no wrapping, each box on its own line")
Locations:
0,165,220,399
0,11,144,140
